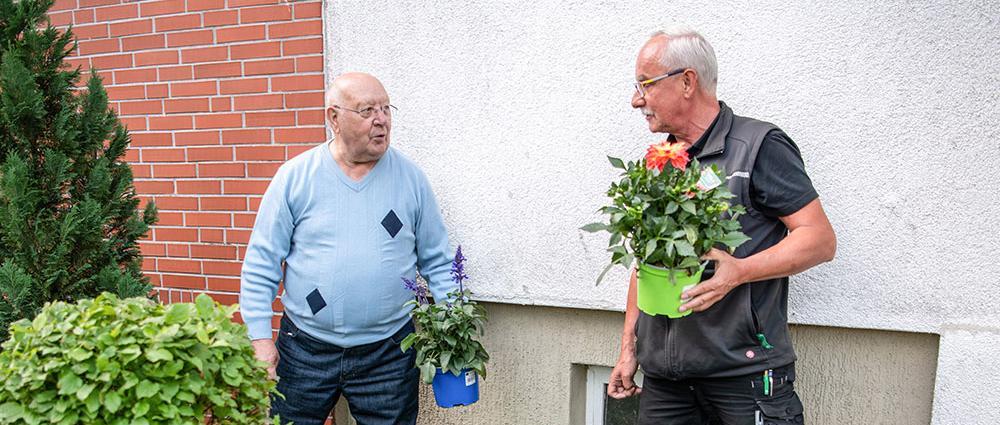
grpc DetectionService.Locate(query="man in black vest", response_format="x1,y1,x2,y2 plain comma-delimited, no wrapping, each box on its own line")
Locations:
607,26,838,424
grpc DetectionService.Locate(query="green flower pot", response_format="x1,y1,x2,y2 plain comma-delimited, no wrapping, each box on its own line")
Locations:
637,263,704,318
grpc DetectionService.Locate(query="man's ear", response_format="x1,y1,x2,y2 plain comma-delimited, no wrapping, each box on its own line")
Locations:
682,70,697,99
326,107,340,134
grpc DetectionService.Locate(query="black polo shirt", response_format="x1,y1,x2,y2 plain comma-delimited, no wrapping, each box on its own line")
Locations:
685,113,818,218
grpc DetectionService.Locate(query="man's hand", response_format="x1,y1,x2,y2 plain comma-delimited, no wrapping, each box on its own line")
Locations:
679,248,745,313
607,352,642,399
252,339,279,380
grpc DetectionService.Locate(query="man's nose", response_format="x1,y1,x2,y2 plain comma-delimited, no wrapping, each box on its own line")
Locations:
631,91,645,109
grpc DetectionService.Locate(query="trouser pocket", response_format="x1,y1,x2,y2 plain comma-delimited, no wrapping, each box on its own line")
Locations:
756,391,804,424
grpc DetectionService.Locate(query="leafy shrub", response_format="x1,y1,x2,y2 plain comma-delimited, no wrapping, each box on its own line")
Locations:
0,294,275,424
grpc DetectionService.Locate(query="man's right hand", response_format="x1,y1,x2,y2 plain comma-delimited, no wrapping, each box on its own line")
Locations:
607,351,641,399
251,339,279,380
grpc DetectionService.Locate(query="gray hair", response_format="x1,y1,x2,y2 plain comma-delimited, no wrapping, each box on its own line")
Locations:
650,25,718,95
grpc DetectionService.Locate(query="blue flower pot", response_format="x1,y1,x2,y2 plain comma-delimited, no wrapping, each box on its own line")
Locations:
431,368,479,408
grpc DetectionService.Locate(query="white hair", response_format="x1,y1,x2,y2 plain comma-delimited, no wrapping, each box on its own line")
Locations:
650,25,718,95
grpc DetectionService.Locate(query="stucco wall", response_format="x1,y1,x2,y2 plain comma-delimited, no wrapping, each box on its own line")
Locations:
324,1,999,422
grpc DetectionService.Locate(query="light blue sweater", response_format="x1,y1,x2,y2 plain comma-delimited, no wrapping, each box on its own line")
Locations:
240,142,456,347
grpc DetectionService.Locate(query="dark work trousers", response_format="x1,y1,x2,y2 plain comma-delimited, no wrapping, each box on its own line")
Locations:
638,363,805,425
270,315,419,425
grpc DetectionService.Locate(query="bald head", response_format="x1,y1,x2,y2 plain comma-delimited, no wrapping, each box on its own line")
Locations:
324,72,393,166
325,72,389,113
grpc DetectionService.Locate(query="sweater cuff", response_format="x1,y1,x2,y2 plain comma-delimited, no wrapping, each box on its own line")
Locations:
245,317,275,341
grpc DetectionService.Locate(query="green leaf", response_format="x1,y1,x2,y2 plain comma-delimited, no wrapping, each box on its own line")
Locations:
595,262,615,286
580,222,607,233
58,372,83,395
420,363,436,384
675,240,696,257
145,348,173,362
683,225,698,244
105,392,122,413
681,201,696,215
719,231,751,250
136,380,159,399
608,156,626,170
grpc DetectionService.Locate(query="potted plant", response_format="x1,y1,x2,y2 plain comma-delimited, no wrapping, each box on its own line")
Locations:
400,246,489,408
583,140,750,317
0,293,280,424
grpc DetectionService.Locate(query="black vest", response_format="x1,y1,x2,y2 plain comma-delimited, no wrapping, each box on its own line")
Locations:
635,102,797,379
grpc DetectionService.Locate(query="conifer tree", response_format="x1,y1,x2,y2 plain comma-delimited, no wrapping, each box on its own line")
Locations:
0,0,157,343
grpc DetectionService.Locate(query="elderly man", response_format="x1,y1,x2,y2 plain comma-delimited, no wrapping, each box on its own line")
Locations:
607,27,837,424
240,72,457,425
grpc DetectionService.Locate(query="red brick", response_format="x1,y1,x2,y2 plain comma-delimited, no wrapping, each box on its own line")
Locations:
297,109,325,125
158,65,193,81
62,57,91,72
271,74,323,92
187,146,233,161
207,292,238,306
195,113,243,129
240,5,291,23
275,127,324,144
71,23,108,40
149,115,194,130
200,228,225,243
293,1,321,19
216,25,265,43
162,274,205,289
191,244,237,259
95,4,137,21
186,212,232,227
51,0,78,12
91,54,133,70
155,14,200,32
134,180,174,194
177,180,221,194
220,78,267,94
167,30,214,47
229,41,280,60
119,116,147,130
113,68,156,84
165,97,210,113
268,20,321,39
200,196,247,210
175,130,220,146
244,58,293,76
80,0,118,7
140,0,186,17
78,38,121,55
153,196,199,210
74,9,96,24
226,229,252,244
181,46,228,63
153,164,197,178
228,0,278,6
207,276,241,290
282,38,322,56
131,132,173,147
131,165,152,178
122,34,165,51
287,145,313,159
135,50,179,66
222,129,270,145
119,100,162,115
140,242,167,257
233,212,257,227
158,258,202,273
296,55,323,72
234,94,283,111
142,148,186,162
106,84,146,100
157,212,184,226
247,162,281,177
194,62,241,79
203,10,237,27
48,11,73,26
156,227,199,242
123,147,140,162
199,163,246,177
235,146,284,161
146,84,169,98
166,244,191,257
188,0,225,12
171,80,217,97
95,71,114,84
245,111,295,127
110,19,153,37
284,92,323,108
211,97,232,112
142,257,157,271
224,180,270,195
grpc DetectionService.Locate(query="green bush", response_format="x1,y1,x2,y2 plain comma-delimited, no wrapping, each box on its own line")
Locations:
0,294,275,424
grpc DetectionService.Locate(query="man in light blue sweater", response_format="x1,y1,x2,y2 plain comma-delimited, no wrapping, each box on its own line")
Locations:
240,72,457,425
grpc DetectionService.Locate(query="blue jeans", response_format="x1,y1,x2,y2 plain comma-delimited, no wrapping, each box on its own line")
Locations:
271,316,418,425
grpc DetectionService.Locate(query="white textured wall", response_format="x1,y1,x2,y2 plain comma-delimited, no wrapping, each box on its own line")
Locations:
325,1,999,422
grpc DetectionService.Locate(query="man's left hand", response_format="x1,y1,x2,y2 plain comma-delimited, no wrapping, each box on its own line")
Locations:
679,248,745,313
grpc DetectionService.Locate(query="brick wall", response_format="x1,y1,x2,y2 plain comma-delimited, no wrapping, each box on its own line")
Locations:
47,0,327,330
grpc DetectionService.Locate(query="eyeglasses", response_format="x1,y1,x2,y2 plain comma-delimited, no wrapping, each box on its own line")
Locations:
331,104,398,119
634,68,686,98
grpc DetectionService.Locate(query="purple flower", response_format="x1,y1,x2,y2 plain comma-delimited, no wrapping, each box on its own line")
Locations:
402,277,428,305
450,245,469,293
